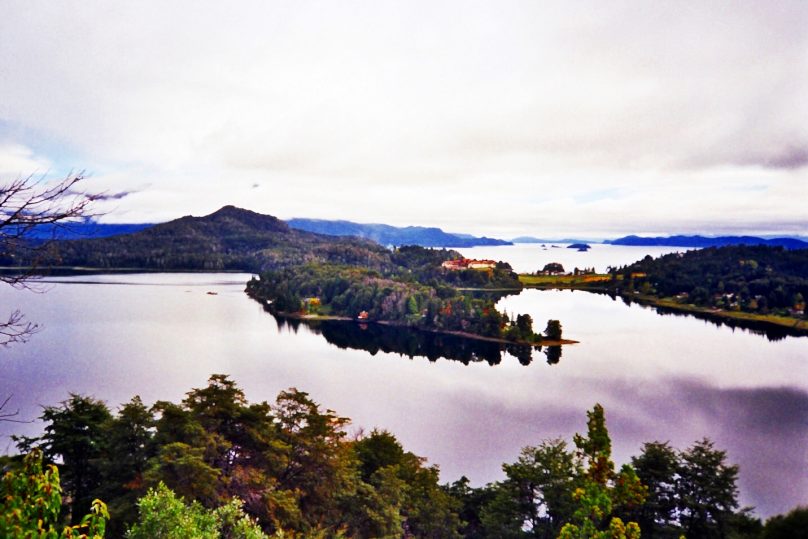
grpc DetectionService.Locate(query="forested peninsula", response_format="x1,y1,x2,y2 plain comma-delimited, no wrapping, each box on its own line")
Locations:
521,246,808,335
3,375,804,539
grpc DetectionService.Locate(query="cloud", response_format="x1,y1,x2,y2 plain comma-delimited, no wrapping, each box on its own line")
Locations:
0,1,806,235
0,143,51,177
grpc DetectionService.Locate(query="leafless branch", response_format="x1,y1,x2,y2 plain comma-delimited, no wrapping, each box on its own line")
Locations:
1,172,97,347
0,394,33,423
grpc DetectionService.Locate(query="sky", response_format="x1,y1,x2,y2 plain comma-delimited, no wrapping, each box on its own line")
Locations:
1,1,806,239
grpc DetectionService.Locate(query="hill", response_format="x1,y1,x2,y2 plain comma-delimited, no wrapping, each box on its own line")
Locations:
8,206,391,273
606,234,808,249
287,218,511,247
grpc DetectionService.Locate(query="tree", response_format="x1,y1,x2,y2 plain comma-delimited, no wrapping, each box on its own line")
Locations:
558,404,646,539
1,173,98,346
1,449,109,538
16,394,113,521
762,506,808,539
540,263,565,275
676,438,739,539
480,439,577,538
127,482,267,539
545,320,563,341
629,442,678,538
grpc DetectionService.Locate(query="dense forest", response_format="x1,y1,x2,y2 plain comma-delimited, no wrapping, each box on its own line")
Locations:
614,246,808,317
605,235,808,250
3,375,802,539
245,246,551,344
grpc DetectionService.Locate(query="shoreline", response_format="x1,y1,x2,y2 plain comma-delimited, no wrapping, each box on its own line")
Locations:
519,275,808,335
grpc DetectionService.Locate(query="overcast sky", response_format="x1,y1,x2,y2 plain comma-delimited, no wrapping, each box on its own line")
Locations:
1,1,806,239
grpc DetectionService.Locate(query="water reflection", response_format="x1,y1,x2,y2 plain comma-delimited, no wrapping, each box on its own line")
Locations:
614,294,803,341
273,315,546,366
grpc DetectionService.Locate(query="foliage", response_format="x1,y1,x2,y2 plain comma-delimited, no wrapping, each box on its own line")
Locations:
544,320,563,341
558,405,646,539
1,448,109,538
615,246,808,318
540,263,566,275
246,256,538,343
761,506,808,539
15,394,114,519
16,376,462,538
676,439,739,539
126,482,267,539
479,439,577,538
9,379,794,539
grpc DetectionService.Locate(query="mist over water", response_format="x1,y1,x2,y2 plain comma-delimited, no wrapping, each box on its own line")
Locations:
1,245,806,518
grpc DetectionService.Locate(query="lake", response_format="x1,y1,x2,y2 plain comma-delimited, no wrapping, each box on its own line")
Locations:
1,245,806,518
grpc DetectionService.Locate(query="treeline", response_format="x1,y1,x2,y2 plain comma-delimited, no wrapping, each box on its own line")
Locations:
246,246,544,343
614,246,808,317
3,377,803,538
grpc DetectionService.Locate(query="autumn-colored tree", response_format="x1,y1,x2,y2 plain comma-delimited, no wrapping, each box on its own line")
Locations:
1,449,108,538
558,404,646,539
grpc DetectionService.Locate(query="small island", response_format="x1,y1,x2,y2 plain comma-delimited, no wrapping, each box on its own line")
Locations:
567,243,591,251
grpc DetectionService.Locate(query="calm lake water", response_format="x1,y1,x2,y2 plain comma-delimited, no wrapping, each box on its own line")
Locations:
1,245,806,518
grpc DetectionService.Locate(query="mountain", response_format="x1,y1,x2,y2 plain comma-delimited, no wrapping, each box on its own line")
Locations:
287,218,511,247
606,235,808,250
12,206,391,272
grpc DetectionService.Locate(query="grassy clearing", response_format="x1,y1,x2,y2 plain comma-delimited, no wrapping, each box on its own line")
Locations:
518,273,612,287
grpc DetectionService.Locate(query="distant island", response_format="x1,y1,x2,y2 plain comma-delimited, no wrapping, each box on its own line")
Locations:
287,218,511,247
606,234,808,249
567,243,591,251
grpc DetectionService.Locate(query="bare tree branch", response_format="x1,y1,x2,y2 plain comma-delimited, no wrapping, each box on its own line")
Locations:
0,394,33,423
1,172,98,346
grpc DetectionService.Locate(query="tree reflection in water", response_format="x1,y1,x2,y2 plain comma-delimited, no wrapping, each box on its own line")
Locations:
273,315,551,366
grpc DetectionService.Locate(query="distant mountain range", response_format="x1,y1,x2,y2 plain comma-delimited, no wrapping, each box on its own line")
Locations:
287,218,511,247
23,222,154,240
511,236,594,244
18,214,808,252
605,235,808,250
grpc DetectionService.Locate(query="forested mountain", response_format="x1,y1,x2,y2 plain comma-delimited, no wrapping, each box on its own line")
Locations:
2,206,392,273
606,234,808,249
287,218,511,247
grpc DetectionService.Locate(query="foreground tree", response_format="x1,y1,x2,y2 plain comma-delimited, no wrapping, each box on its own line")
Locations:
479,439,576,538
558,404,646,539
629,442,678,538
0,449,108,538
676,439,739,539
0,172,98,346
